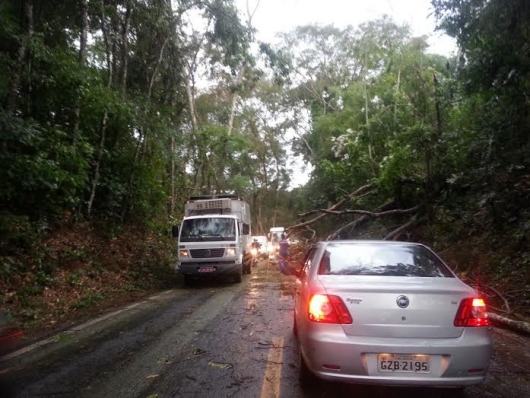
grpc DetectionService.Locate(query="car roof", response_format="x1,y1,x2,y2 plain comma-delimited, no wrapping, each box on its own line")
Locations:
317,240,425,246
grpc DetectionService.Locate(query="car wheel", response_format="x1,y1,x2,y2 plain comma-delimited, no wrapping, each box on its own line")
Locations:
299,349,314,387
445,388,466,398
234,269,243,283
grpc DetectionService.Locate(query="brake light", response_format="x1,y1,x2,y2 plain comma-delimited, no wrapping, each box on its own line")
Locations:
308,294,352,324
454,297,489,327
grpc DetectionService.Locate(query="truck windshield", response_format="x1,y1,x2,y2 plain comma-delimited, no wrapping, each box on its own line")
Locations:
180,218,236,242
270,232,282,243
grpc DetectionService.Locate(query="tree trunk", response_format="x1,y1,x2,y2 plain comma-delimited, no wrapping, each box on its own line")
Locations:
87,1,114,217
101,2,113,87
227,66,245,135
73,0,88,147
122,27,172,220
87,110,108,216
488,313,530,335
170,135,176,215
79,0,88,62
120,0,133,95
185,74,198,132
5,0,33,116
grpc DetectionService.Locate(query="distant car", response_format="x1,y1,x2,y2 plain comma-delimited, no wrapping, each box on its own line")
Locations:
293,240,492,390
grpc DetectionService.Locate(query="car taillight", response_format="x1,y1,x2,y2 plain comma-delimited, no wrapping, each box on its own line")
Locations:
454,298,490,327
308,294,352,324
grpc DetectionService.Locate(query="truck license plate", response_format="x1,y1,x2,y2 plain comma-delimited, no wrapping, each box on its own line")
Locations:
198,267,215,273
377,354,430,373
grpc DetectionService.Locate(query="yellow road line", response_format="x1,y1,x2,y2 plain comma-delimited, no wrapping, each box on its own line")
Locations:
259,336,284,398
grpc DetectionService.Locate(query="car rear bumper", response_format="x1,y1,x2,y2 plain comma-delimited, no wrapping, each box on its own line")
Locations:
300,326,491,387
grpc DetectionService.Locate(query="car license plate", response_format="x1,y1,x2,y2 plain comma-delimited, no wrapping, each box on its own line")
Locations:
198,267,215,273
377,354,430,373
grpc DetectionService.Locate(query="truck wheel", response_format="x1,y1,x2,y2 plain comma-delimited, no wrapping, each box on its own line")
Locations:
183,275,193,287
234,269,242,283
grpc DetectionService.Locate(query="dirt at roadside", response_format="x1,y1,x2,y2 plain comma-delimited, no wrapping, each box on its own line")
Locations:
0,223,179,353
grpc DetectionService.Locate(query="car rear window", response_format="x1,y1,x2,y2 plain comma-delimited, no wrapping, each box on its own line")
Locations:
317,243,454,277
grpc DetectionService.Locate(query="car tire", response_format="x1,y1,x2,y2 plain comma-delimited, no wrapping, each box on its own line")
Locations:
234,269,243,283
299,349,314,387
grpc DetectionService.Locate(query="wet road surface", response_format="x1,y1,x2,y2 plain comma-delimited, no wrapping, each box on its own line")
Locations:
1,261,529,397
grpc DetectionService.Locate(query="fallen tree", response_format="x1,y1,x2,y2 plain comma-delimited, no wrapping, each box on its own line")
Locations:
325,200,395,240
487,313,530,336
287,183,422,241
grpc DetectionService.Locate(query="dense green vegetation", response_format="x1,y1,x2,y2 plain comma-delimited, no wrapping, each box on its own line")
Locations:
1,0,529,323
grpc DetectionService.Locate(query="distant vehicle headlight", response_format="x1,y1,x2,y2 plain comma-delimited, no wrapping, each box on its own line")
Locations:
250,248,258,256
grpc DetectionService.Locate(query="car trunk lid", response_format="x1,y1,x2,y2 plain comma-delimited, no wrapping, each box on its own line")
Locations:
319,275,475,339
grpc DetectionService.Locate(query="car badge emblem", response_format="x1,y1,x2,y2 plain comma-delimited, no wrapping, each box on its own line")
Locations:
346,298,363,304
204,249,211,257
396,295,409,308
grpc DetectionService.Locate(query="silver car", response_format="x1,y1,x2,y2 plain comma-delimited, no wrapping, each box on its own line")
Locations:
293,240,492,389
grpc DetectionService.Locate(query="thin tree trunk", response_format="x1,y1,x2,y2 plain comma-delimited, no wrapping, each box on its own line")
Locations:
73,0,88,147
87,1,114,217
5,0,33,115
101,1,113,85
120,0,133,95
87,111,108,216
121,28,172,220
170,135,176,215
226,0,259,135
79,0,88,61
185,75,198,132
227,66,245,135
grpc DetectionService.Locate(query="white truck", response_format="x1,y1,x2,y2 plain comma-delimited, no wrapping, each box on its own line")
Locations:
172,195,252,285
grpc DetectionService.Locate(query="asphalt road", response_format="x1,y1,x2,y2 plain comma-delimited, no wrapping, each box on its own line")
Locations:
1,261,529,398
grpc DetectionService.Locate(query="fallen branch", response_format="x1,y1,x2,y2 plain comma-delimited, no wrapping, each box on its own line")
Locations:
484,284,512,314
487,313,530,335
384,214,418,241
303,225,316,240
326,200,395,240
327,215,370,240
314,206,419,217
468,281,513,315
295,183,373,219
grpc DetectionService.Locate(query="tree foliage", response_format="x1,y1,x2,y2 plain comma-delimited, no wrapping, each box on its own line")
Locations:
0,0,292,248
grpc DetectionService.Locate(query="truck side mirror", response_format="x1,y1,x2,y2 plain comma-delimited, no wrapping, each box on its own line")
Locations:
171,225,179,238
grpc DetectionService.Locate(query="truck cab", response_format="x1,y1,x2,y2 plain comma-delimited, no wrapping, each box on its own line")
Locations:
173,195,252,285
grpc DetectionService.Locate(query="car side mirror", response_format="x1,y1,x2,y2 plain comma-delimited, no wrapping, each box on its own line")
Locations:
171,225,179,238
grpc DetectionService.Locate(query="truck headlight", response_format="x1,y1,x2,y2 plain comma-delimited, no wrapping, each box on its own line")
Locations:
179,249,189,257
226,248,235,256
